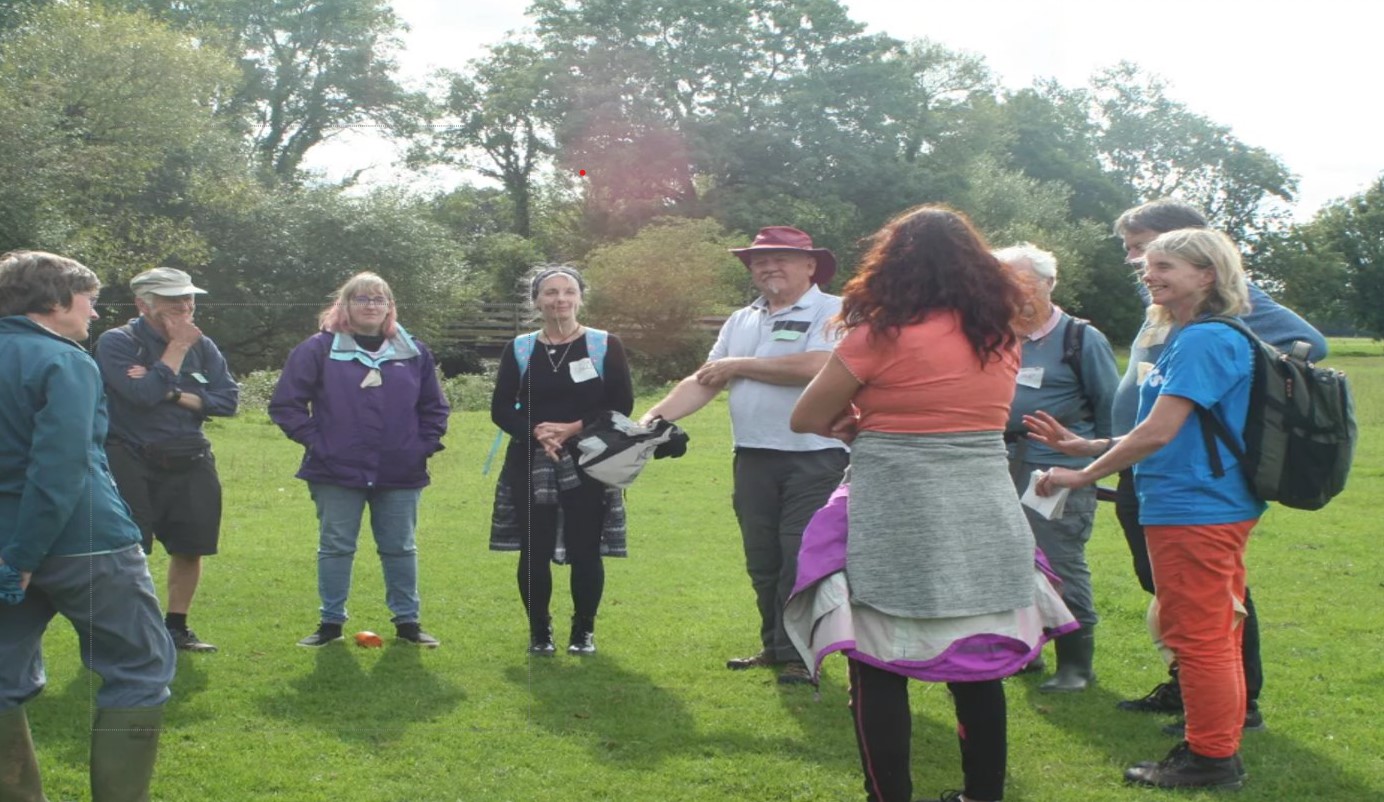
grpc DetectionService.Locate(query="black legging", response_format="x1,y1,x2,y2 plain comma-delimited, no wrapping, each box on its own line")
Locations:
515,474,606,629
848,658,1006,802
1115,470,1263,704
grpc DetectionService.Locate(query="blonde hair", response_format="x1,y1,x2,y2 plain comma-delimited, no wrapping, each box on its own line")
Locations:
319,272,397,336
1146,229,1250,325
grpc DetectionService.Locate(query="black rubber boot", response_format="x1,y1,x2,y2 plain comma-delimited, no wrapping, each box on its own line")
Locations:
0,704,48,802
1040,625,1096,693
90,706,163,802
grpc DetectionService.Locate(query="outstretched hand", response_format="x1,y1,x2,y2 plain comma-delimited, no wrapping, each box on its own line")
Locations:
1023,411,1101,458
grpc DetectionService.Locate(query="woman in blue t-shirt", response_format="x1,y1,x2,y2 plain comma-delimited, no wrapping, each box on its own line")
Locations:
1027,228,1264,792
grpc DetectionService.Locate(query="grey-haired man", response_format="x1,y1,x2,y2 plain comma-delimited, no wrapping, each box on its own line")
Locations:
96,267,239,652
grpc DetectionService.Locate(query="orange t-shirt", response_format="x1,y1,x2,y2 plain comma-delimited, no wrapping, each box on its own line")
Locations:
835,310,1018,434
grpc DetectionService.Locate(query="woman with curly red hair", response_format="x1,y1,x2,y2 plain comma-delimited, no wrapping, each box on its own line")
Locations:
790,206,1076,802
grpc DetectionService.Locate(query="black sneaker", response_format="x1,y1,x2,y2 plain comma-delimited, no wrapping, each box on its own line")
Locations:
395,623,440,648
567,630,596,655
1117,679,1183,713
1124,741,1244,790
169,627,218,653
528,621,556,656
297,624,343,648
1162,706,1266,737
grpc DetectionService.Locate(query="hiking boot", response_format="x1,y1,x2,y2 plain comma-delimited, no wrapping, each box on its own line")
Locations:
297,623,343,648
169,627,218,653
567,616,596,655
777,661,814,685
528,619,556,656
395,623,440,648
1162,706,1266,737
1125,741,1244,790
726,650,778,670
1117,678,1182,713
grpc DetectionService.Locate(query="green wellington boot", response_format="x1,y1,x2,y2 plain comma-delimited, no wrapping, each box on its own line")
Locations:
90,706,164,802
1040,625,1096,693
0,705,48,802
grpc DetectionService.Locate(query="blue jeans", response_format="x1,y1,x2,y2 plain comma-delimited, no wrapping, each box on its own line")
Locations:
309,483,422,625
0,545,174,711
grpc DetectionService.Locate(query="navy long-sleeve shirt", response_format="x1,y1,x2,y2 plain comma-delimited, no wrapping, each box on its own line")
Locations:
95,317,238,447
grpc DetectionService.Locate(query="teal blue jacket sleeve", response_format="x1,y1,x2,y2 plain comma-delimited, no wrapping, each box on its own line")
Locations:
2,353,102,571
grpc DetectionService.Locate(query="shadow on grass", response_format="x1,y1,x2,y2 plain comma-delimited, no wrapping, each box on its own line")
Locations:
504,656,863,774
256,642,465,745
1009,672,1382,798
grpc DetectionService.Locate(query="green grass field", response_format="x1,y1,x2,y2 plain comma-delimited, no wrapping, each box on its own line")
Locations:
25,339,1384,801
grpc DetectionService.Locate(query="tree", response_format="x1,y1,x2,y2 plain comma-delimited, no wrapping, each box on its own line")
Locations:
429,41,556,239
122,0,418,183
582,217,748,381
179,185,469,371
0,2,238,268
1090,63,1297,246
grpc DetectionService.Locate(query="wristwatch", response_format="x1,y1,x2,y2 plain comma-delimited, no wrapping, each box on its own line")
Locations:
170,389,182,403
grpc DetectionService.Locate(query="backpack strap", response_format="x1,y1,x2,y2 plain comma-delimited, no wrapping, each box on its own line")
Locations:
1060,316,1091,421
483,332,540,476
585,327,608,377
1061,316,1088,390
1189,315,1255,479
513,330,540,378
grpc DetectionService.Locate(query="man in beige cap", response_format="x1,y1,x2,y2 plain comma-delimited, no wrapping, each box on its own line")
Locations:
96,267,238,652
641,227,847,685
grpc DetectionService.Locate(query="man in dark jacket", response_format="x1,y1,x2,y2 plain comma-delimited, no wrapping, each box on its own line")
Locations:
0,250,175,801
96,267,239,653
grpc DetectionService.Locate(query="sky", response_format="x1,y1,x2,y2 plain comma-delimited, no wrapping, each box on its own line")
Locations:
305,0,1384,220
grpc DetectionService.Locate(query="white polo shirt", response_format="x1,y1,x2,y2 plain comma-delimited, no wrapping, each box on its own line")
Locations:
708,285,846,452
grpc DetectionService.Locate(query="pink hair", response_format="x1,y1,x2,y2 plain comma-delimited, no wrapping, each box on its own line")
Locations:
318,272,398,337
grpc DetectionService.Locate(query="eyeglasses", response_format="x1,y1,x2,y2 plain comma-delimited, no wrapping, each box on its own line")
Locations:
350,296,390,307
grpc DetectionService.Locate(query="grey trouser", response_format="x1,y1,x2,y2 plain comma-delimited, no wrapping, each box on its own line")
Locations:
0,545,175,711
1010,459,1099,627
732,447,848,662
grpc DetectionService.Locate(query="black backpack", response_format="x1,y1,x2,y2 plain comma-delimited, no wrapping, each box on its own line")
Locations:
1192,316,1356,511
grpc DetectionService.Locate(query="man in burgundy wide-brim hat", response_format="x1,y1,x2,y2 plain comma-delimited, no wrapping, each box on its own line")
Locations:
729,226,838,288
639,225,848,686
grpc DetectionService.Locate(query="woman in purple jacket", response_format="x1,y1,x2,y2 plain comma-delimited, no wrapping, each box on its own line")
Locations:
270,272,450,648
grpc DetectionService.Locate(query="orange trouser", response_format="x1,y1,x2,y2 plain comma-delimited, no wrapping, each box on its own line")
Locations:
1145,518,1258,759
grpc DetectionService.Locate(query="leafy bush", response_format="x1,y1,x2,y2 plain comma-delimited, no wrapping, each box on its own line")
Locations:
236,369,281,412
440,373,495,412
583,217,746,383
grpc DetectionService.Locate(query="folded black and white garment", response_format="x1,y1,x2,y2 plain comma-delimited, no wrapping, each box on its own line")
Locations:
572,412,690,489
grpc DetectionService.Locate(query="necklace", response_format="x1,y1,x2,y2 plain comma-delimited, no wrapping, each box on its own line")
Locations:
542,327,582,372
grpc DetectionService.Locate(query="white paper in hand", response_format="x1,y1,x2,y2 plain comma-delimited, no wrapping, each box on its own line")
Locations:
1021,469,1069,520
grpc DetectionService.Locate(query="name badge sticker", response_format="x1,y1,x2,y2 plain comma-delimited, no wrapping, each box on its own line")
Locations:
1016,367,1044,389
569,358,599,383
772,329,804,341
190,372,209,384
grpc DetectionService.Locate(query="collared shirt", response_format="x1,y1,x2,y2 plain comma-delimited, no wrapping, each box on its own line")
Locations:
708,285,845,451
1026,305,1064,341
95,317,239,448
